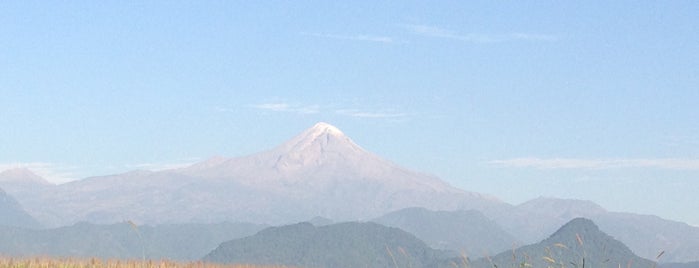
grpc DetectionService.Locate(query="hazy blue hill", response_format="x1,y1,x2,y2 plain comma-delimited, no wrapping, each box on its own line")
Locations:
495,197,699,263
0,188,42,229
372,207,517,256
455,218,655,268
204,221,451,268
0,221,265,260
594,212,699,263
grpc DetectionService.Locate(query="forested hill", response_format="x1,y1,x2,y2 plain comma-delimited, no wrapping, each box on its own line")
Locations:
204,221,453,268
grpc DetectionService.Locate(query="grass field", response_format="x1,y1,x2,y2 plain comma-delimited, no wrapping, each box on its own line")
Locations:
0,257,295,268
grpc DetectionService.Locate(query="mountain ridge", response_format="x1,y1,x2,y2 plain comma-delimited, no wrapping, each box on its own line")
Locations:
0,221,265,260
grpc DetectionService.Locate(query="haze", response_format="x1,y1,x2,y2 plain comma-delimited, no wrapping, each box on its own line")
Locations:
1,1,698,229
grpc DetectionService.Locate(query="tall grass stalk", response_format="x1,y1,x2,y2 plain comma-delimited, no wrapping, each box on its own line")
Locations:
128,220,145,262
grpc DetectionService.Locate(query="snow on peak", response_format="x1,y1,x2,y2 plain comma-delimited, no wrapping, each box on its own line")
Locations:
264,122,373,170
290,122,353,150
279,122,350,151
310,122,344,137
180,123,355,173
290,122,358,152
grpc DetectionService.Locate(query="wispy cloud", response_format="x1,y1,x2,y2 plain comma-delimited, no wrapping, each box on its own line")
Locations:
128,158,201,171
335,109,408,119
405,24,557,43
249,101,411,120
251,102,320,115
248,101,411,120
301,32,395,43
488,157,699,170
0,162,81,184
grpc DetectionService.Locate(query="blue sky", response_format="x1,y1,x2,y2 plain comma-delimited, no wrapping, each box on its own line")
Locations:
1,1,698,225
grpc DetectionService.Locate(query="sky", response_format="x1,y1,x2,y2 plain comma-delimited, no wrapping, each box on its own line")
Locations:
1,1,698,225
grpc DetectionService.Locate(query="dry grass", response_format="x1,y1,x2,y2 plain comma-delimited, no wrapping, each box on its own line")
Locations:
0,257,296,268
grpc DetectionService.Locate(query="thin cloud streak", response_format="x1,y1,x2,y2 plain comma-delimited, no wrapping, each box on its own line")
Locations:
406,24,557,43
250,101,410,120
301,32,394,43
251,102,320,115
335,109,408,119
489,157,699,170
128,158,201,171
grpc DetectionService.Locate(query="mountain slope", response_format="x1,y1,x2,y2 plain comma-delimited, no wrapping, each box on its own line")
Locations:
24,122,508,226
203,222,450,268
593,212,699,263
0,168,53,197
454,218,655,268
0,188,41,229
372,207,517,255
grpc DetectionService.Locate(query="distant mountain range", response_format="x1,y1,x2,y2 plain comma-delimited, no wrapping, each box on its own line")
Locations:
0,204,696,266
202,218,658,268
0,221,264,260
1,122,698,264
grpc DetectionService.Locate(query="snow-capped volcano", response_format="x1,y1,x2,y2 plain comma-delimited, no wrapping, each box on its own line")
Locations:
183,122,465,193
271,122,364,170
184,122,368,174
23,122,507,226
187,122,366,173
